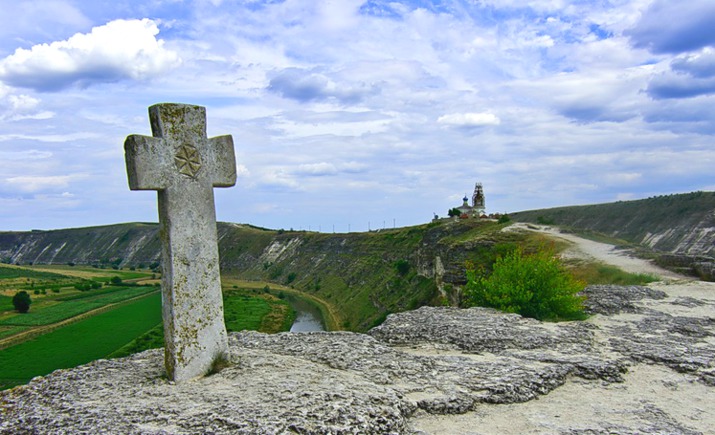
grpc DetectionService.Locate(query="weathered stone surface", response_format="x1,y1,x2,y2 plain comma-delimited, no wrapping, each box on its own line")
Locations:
580,284,667,315
1,284,713,434
124,103,236,382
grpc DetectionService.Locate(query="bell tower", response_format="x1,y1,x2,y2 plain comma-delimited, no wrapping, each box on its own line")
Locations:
472,182,485,216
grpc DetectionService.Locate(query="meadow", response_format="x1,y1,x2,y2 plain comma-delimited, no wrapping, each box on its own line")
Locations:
0,264,297,390
0,291,162,390
0,286,157,327
110,287,296,358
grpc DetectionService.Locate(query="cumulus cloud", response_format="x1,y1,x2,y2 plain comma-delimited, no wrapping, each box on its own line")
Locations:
0,19,180,91
671,47,715,78
437,112,500,127
647,75,715,99
626,0,715,54
268,68,379,103
0,84,53,120
647,48,715,99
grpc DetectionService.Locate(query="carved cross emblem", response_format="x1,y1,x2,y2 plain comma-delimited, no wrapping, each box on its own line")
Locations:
175,144,202,177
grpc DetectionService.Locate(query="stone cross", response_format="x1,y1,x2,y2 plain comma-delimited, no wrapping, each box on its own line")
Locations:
124,103,236,382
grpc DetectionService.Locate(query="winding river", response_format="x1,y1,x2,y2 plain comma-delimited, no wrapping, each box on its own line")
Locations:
287,295,325,332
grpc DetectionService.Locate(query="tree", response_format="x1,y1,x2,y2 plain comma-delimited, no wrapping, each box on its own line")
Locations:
448,208,462,218
12,291,32,313
463,246,586,321
110,276,123,285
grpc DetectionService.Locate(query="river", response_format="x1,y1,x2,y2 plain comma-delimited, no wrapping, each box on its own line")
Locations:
287,295,325,332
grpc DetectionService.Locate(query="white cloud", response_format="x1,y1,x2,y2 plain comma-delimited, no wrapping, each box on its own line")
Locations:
0,1,91,44
235,164,250,178
437,112,500,127
0,132,98,143
0,19,180,91
293,162,338,176
291,161,367,176
626,0,715,54
512,67,653,122
4,174,87,193
0,84,53,120
0,150,53,161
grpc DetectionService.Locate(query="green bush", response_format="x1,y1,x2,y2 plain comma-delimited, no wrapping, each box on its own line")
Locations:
12,291,32,313
395,259,410,276
463,246,586,321
74,283,91,291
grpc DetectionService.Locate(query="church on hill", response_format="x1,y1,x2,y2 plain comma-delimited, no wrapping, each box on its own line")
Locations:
450,182,486,218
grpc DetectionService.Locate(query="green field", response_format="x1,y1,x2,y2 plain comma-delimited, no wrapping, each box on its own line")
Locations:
0,264,301,391
0,264,69,280
110,289,295,359
0,294,12,312
0,326,29,340
0,292,162,390
0,286,157,326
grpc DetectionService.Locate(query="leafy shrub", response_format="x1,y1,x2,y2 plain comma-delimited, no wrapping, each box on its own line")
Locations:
74,283,91,291
395,259,410,276
448,208,462,218
110,276,122,285
12,291,32,313
463,246,586,321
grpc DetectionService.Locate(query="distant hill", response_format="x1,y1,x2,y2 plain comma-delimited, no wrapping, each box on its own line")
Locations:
3,191,713,329
511,191,715,279
511,191,715,257
0,220,531,331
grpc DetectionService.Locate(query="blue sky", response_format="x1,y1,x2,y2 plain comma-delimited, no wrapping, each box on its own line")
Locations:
0,0,713,232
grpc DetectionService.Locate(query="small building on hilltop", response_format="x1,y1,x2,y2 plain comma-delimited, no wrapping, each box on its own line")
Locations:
447,182,486,218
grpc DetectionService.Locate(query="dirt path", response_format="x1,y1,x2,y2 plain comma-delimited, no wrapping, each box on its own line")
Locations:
505,223,686,280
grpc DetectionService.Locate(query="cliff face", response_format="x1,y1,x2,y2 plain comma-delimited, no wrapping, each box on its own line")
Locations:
0,223,162,267
511,191,715,258
2,282,713,434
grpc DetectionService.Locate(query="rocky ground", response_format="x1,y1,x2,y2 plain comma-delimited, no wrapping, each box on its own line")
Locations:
1,228,713,434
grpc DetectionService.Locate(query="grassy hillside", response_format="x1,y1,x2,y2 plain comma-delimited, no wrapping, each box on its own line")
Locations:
0,223,161,267
0,219,541,332
217,219,547,331
2,209,682,331
511,191,715,258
